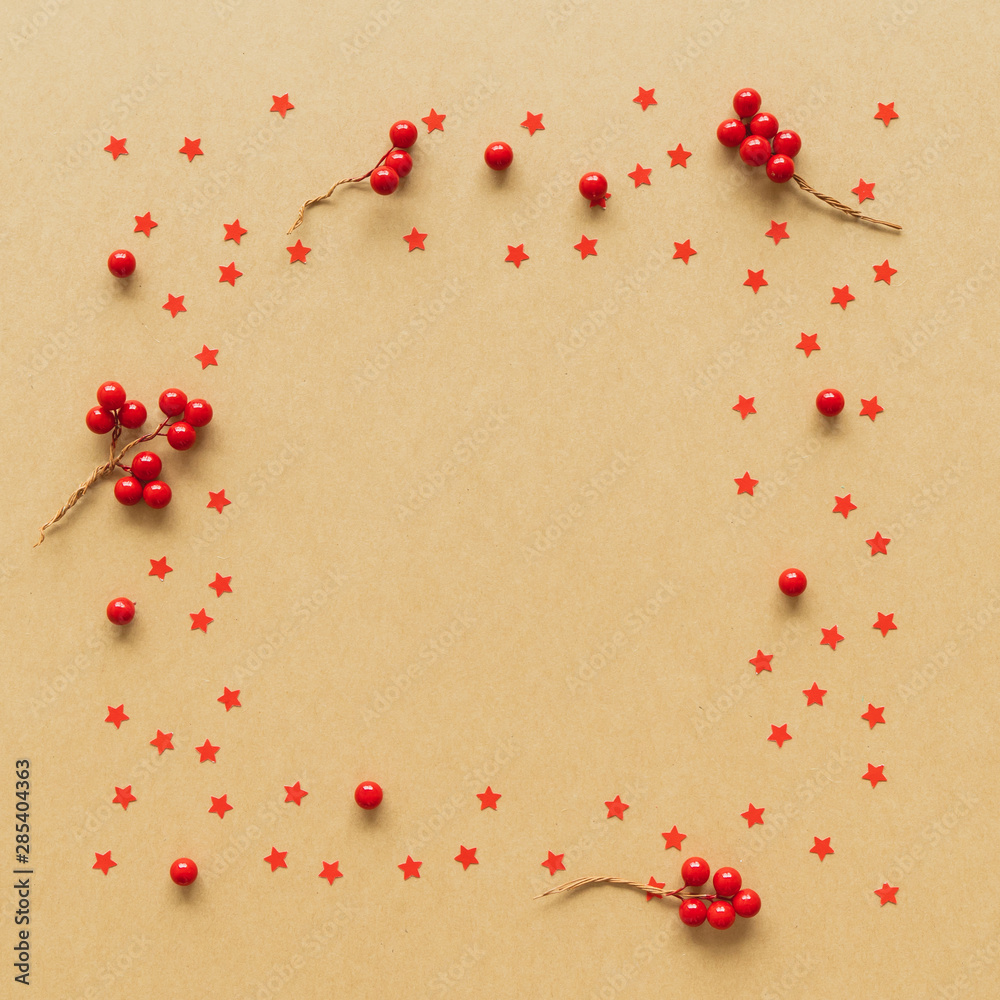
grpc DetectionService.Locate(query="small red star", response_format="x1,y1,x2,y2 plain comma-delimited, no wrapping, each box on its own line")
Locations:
833,494,857,518
209,794,233,818
207,490,231,513
863,764,887,788
190,608,214,632
264,847,288,872
860,396,884,420
797,332,820,356
633,87,657,110
93,851,117,875
224,219,247,243
284,781,308,806
749,650,773,674
734,472,758,496
875,882,899,905
875,102,899,126
218,687,241,711
179,137,203,161
477,786,501,810
196,740,220,763
219,262,243,285
163,294,186,318
810,836,834,861
645,876,666,901
852,178,875,203
589,193,610,208
521,112,545,135
421,108,445,132
661,825,686,850
627,163,652,187
105,704,129,728
744,269,767,293
541,851,565,875
667,144,691,168
733,395,756,419
113,785,136,810
605,795,629,820
149,556,172,579
873,259,897,284
866,532,890,556
209,573,233,598
574,235,598,259
104,136,128,159
270,94,294,117
820,625,844,650
803,683,827,707
150,730,174,754
403,227,427,251
319,861,343,884
862,703,886,728
831,285,855,309
768,724,791,748
765,220,789,244
874,612,897,637
455,845,479,870
505,244,529,268
399,855,423,879
287,239,310,264
195,344,219,369
673,239,696,264
134,212,157,237
741,803,765,827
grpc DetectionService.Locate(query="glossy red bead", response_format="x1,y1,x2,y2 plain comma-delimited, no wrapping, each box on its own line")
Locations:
170,858,198,886
766,154,795,183
85,406,115,434
97,381,126,410
779,568,807,596
484,141,514,171
816,388,845,416
749,113,780,139
167,422,196,451
184,399,213,427
106,597,135,626
119,400,147,429
108,249,136,278
678,898,708,926
713,867,743,897
717,118,747,148
143,481,172,509
389,120,418,149
733,88,761,119
738,135,771,167
354,781,383,810
681,856,710,887
114,476,143,506
772,130,801,157
370,166,399,195
733,888,762,918
159,389,187,417
707,900,737,929
385,149,413,178
579,172,608,201
130,451,162,482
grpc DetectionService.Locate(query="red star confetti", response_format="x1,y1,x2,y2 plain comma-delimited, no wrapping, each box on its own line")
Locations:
399,855,422,879
741,803,765,827
270,94,294,117
668,144,691,168
874,612,897,637
875,883,899,905
673,239,696,264
734,472,758,496
733,395,756,419
852,178,875,203
209,573,233,598
455,846,479,870
477,786,501,810
195,345,219,369
134,212,157,237
105,704,129,728
505,244,529,268
862,703,886,728
196,740,220,763
765,220,789,243
589,193,610,209
218,687,241,711
319,861,343,885
627,163,652,187
875,102,899,126
403,227,427,251
224,219,247,243
287,239,310,264
820,625,844,650
179,137,203,161
646,877,666,901
104,136,128,159
521,112,545,135
284,782,308,806
803,683,827,707
860,396,884,420
190,608,213,632
797,332,820,357
150,730,174,754
422,108,445,132
209,794,233,818
207,490,231,513
831,285,855,309
810,837,834,861
768,724,791,748
749,650,773,674
661,826,686,850
605,796,629,820
149,556,172,579
113,785,136,810
833,494,857,518
163,294,186,318
264,847,288,872
873,259,897,284
633,87,657,110
863,764,887,788
542,851,566,876
867,532,890,556
744,269,767,293
93,851,117,875
574,235,598,259
219,262,243,286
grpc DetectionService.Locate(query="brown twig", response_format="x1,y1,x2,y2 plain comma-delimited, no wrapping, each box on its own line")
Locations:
536,876,715,902
793,175,901,231
287,148,392,234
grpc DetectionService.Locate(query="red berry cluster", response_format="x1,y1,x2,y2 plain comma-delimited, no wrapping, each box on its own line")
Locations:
370,120,417,196
717,88,801,184
676,856,761,929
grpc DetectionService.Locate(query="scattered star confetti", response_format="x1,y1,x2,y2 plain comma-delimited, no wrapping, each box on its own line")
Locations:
196,740,220,763
207,490,231,513
163,294,186,318
477,787,501,810
209,794,233,818
646,877,666,901
867,532,891,556
542,851,566,875
320,861,343,884
810,837,834,861
150,730,174,754
574,235,598,259
673,239,696,264
833,494,857,518
605,795,629,820
93,851,117,875
403,227,427,251
218,262,243,285
803,683,827,707
224,219,247,243
105,704,129,728
741,803,765,827
860,396,884,420
104,136,128,159
284,782,308,806
863,764,887,788
399,855,423,879
873,259,897,284
667,144,691,168
505,244,529,268
113,785,136,810
195,345,219,369
661,826,686,850
768,724,791,748
589,193,610,208
209,573,233,598
134,212,157,237
875,883,899,905
455,846,479,870
733,395,756,419
270,94,294,117
627,163,652,187
744,269,767,293
179,137,203,161
633,87,657,110
875,102,899,126
190,608,214,632
831,285,855,309
287,239,310,264
421,108,445,132
264,847,288,872
749,649,773,674
797,332,820,356
218,687,241,711
852,178,875,203
765,220,789,244
521,112,545,135
862,703,886,728
734,472,758,496
874,612,897,637
820,625,844,650
149,556,172,580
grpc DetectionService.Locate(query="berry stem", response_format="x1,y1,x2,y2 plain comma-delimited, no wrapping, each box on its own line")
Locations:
534,875,734,904
792,175,902,230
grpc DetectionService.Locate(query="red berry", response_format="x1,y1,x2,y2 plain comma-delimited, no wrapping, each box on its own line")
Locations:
389,120,418,149
579,172,608,201
385,149,413,178
143,481,172,508
370,166,399,195
484,141,514,171
750,113,780,139
778,568,807,596
106,597,135,626
681,857,710,887
354,781,383,810
184,399,213,427
772,130,801,157
717,118,747,148
167,422,196,451
170,858,198,886
732,888,761,918
738,135,771,167
816,388,845,416
706,900,736,929
713,867,743,897
85,406,115,434
766,154,795,183
119,400,147,429
113,476,143,506
733,88,761,119
131,451,162,482
97,381,126,410
159,389,187,417
678,898,708,927
108,249,136,278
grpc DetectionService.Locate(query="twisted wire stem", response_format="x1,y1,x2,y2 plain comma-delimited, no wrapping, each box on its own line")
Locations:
792,174,902,230
287,148,392,234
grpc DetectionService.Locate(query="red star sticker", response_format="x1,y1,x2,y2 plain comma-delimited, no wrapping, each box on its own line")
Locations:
195,344,219,369
218,687,241,711
874,612,897,637
218,262,243,285
673,239,696,264
574,235,598,259
768,724,791,748
833,494,857,518
863,764,887,788
287,239,310,264
196,740,220,763
661,825,686,850
831,285,855,309
150,730,174,754
399,855,422,879
477,786,501,810
93,851,117,875
209,794,233,818
741,803,765,827
873,259,897,284
209,573,233,598
134,212,157,237
875,882,899,905
179,137,203,161
403,227,427,251
207,490,231,513
589,193,610,208
541,851,565,875
765,220,789,244
421,108,445,132
633,87,657,110
733,395,756,419
284,781,308,805
810,836,834,861
104,136,128,159
744,269,767,293
264,847,288,872
319,861,343,884
505,244,529,268
866,532,890,556
860,396,884,420
851,178,875,203
190,608,214,632
627,163,652,187
875,102,899,126
667,144,691,168
749,649,773,674
224,219,247,243
605,795,629,820
270,94,294,117
820,625,844,650
163,294,186,318
803,683,827,706
797,332,820,356
645,876,666,901
149,556,172,579
521,111,545,135
862,703,886,728
105,704,129,728
113,785,136,810
455,845,479,870
734,472,758,496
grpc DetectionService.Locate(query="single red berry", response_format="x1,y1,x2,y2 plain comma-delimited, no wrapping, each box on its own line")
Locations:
385,149,413,178
778,568,807,596
183,399,213,427
816,388,845,416
370,166,399,195
766,154,795,183
678,898,708,927
681,857,710,887
707,900,736,929
750,113,780,139
389,120,418,149
107,249,136,278
738,135,771,167
713,867,743,897
717,118,747,148
97,381,126,410
167,421,196,451
85,406,115,434
106,597,135,626
130,451,162,482
354,781,383,810
732,888,762,918
143,480,172,508
484,141,514,171
772,130,801,157
159,388,187,417
733,88,761,119
113,476,143,506
579,172,608,201
170,858,198,886
119,400,147,429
